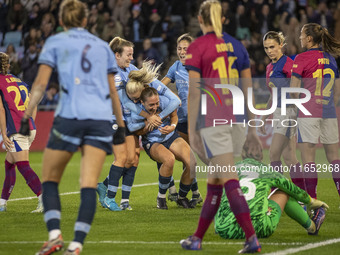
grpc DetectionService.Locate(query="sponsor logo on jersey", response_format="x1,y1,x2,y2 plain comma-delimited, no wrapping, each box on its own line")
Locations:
75,77,80,85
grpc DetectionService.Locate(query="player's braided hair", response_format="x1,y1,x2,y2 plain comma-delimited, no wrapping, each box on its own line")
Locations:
59,0,88,28
199,0,222,38
263,31,287,47
303,23,340,57
109,37,134,55
126,61,161,96
0,52,9,75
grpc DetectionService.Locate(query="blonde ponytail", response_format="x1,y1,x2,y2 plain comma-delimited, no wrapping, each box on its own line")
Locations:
199,0,222,38
126,61,161,95
0,52,9,75
210,1,222,38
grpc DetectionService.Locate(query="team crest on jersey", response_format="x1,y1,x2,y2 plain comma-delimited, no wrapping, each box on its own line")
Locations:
123,108,131,115
112,124,118,130
146,143,150,150
115,74,122,83
269,71,273,77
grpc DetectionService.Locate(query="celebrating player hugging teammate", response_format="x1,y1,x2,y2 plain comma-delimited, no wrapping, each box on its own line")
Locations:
125,61,195,209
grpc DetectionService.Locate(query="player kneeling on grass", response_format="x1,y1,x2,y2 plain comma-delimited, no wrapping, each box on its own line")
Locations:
214,153,329,240
126,87,195,209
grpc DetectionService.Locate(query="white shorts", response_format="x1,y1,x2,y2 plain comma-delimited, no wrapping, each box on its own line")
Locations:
9,130,36,152
272,107,297,138
200,125,245,158
297,118,339,144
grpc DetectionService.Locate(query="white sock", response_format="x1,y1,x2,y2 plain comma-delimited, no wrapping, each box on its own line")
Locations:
169,185,177,194
158,192,166,198
0,199,7,206
49,229,61,241
192,190,199,195
68,241,83,252
120,199,129,204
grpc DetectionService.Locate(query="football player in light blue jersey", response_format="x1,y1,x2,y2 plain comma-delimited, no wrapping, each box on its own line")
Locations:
162,34,193,141
19,1,125,254
128,95,175,144
161,33,203,207
126,86,195,209
96,37,138,211
97,37,181,211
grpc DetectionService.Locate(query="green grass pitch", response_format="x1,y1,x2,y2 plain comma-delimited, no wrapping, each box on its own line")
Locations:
0,149,339,255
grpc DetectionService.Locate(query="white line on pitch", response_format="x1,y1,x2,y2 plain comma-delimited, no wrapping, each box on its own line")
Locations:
8,182,159,202
0,240,305,246
262,238,340,255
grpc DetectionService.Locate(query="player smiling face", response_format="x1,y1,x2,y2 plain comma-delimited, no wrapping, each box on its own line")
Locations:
141,94,160,114
263,38,283,63
116,46,134,69
177,40,190,65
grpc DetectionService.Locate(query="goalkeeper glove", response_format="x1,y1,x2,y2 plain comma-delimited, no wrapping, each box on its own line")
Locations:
19,117,30,136
113,126,126,145
307,198,329,216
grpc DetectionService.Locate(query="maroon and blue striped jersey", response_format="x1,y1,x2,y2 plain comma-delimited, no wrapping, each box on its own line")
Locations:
0,74,35,136
292,48,339,118
266,55,293,108
186,32,235,127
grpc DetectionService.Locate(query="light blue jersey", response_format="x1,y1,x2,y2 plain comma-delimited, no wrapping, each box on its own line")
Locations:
165,60,188,123
114,64,181,121
113,64,139,121
38,28,117,121
126,95,175,144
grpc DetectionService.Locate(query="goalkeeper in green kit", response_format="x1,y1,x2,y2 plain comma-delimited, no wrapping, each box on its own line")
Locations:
215,157,329,239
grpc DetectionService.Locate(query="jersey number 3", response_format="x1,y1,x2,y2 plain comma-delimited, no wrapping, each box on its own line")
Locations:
239,172,259,201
